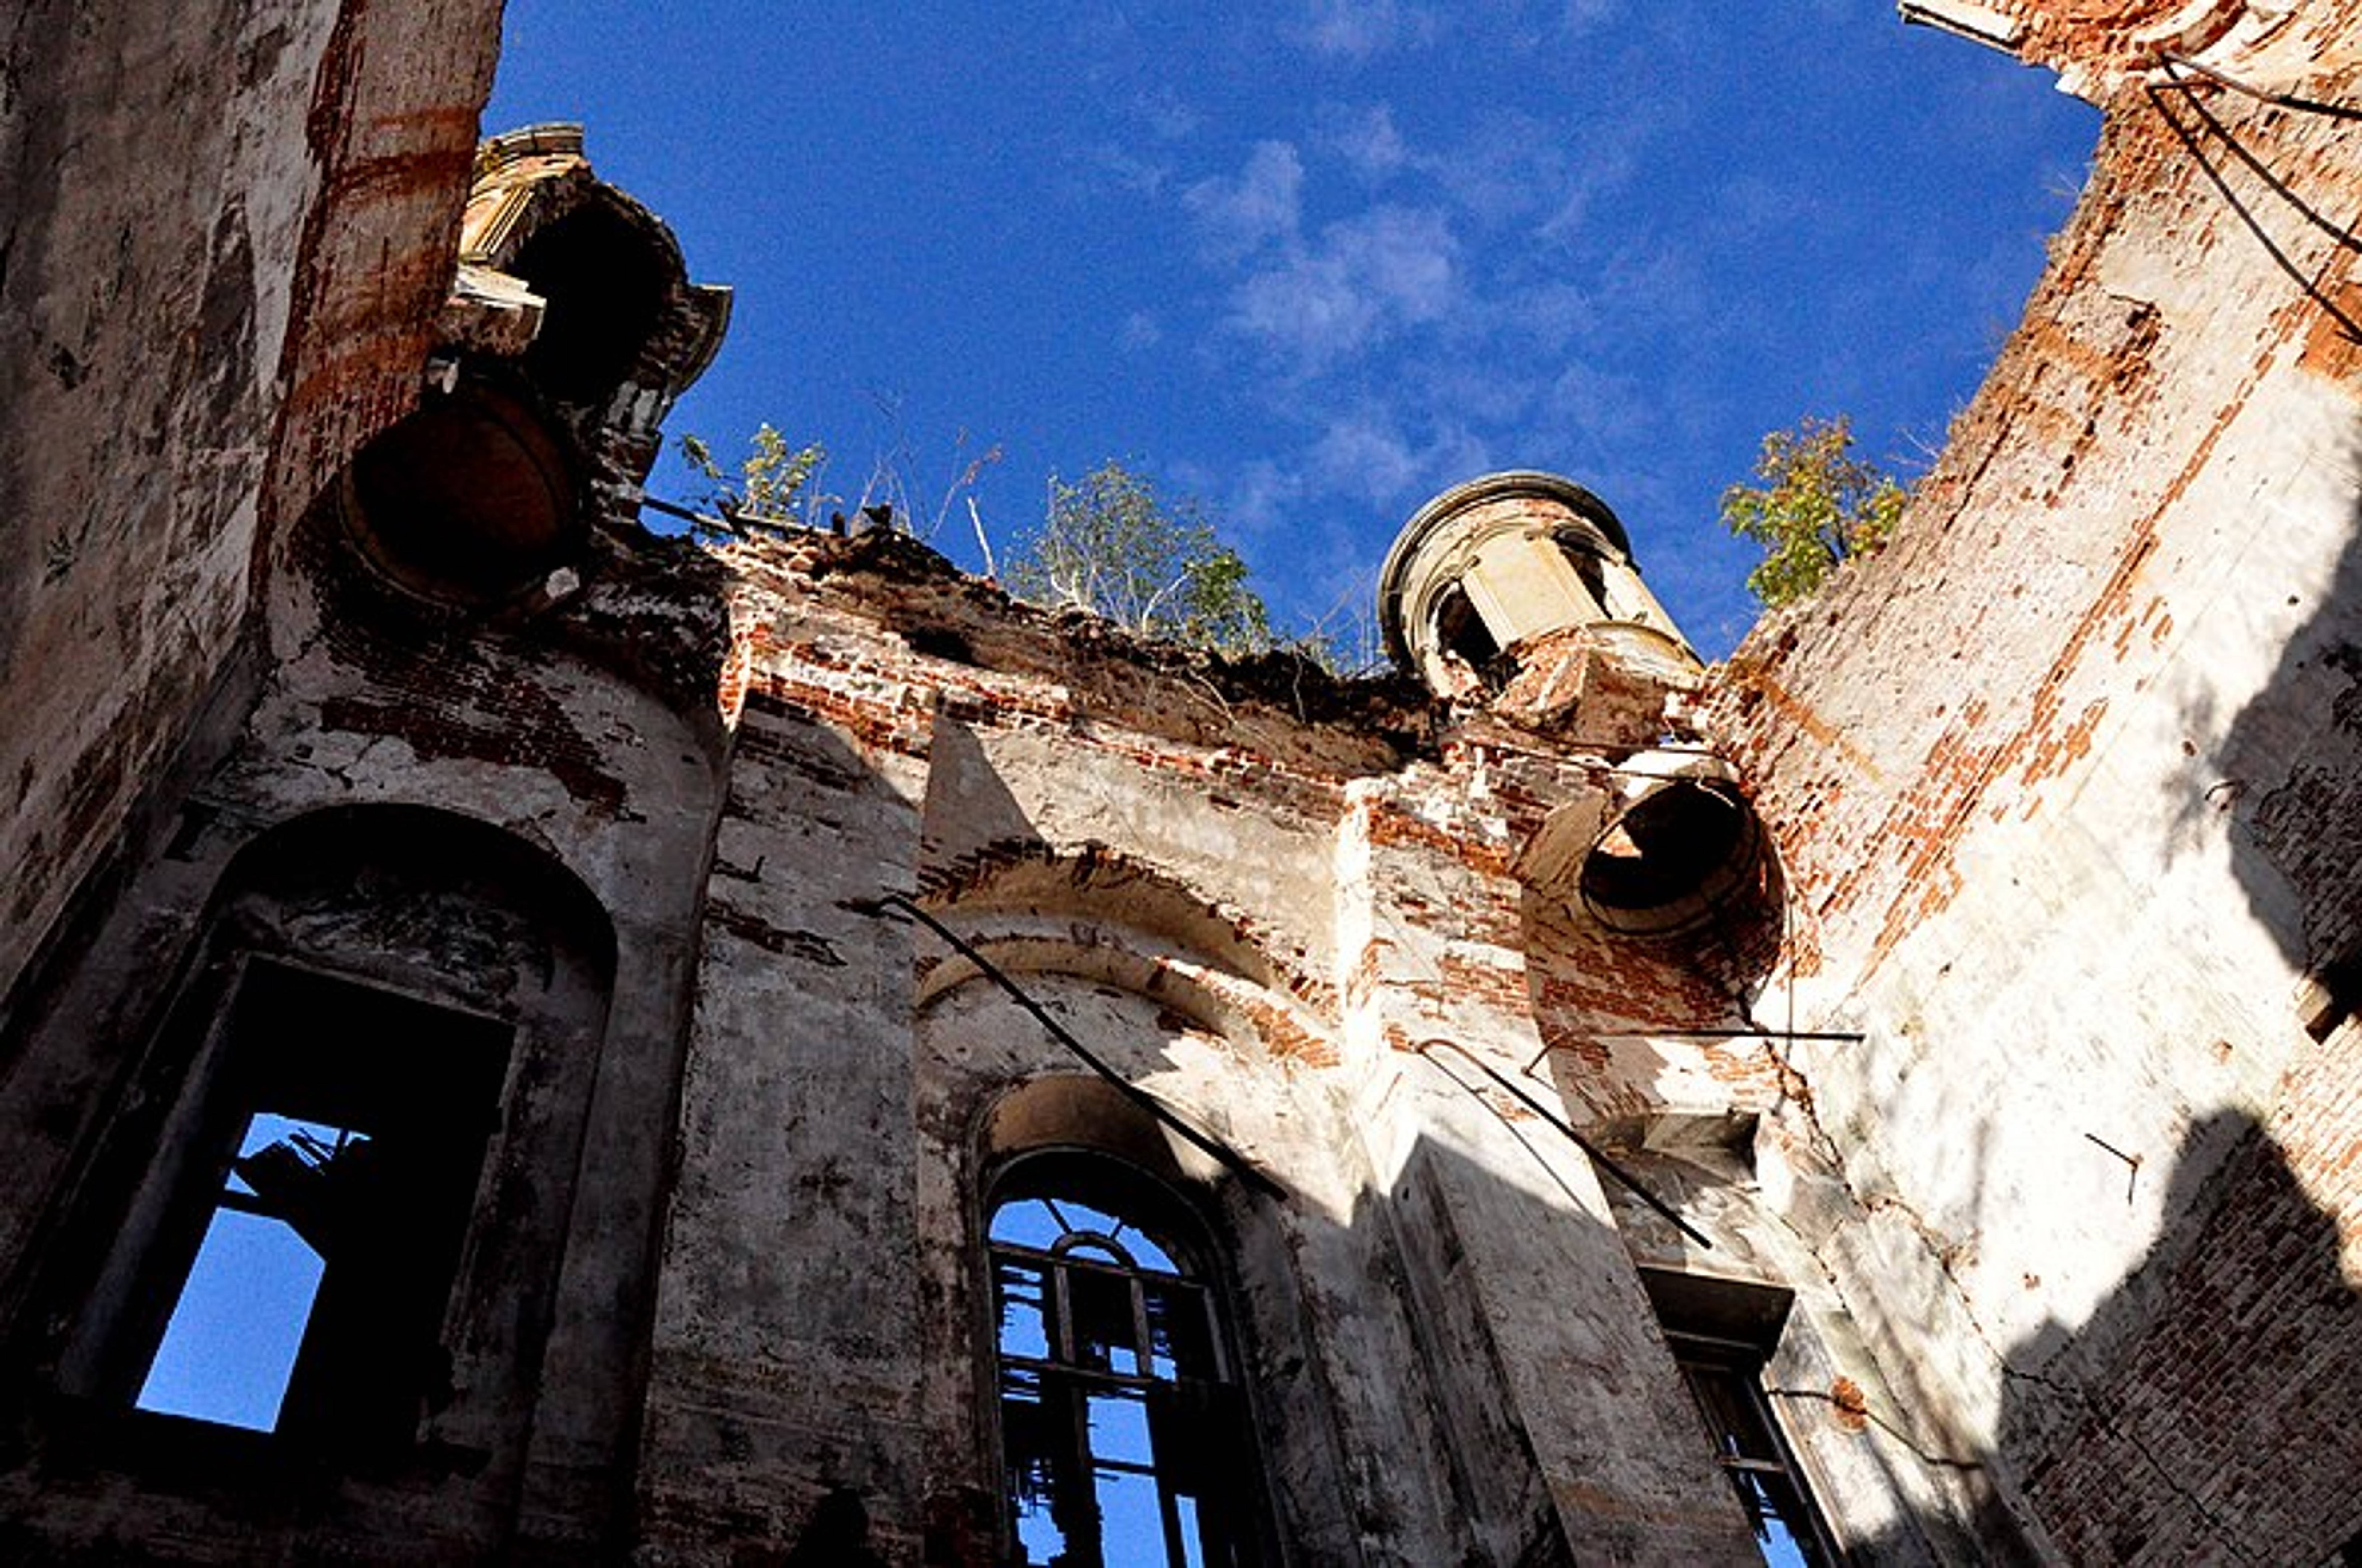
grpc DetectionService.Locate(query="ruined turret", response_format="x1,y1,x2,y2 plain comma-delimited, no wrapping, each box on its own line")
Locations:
336,125,731,610
1377,471,1700,743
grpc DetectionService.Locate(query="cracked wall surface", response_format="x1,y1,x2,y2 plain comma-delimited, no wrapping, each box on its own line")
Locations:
1705,5,2362,1557
5,2,2362,1563
0,0,503,1016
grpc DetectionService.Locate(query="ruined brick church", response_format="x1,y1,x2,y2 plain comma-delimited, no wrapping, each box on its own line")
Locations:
3,2,2359,1562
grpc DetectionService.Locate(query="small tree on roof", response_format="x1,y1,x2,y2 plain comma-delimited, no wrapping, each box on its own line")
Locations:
1008,460,1273,656
1721,415,1908,607
679,424,829,537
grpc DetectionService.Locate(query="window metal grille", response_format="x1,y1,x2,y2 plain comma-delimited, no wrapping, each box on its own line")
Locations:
989,1171,1262,1567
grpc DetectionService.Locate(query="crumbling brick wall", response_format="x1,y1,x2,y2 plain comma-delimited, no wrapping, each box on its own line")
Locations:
1704,10,2362,1555
0,0,502,1011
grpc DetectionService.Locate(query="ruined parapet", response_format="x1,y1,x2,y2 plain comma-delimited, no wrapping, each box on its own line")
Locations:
1376,472,1700,744
1900,0,2333,101
330,125,731,611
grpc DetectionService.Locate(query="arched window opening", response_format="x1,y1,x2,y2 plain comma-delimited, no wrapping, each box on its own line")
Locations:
509,204,666,404
1433,585,1500,676
41,805,619,1471
1555,531,1612,618
988,1152,1264,1566
131,958,510,1450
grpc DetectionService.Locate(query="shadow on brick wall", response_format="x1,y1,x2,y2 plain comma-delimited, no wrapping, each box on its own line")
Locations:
1985,1107,2362,1561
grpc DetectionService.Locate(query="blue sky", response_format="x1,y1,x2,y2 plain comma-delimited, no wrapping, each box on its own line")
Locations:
487,2,2098,660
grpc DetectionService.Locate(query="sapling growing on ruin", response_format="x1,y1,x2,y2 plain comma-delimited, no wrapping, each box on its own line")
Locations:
678,425,830,537
1007,459,1275,657
1720,415,1908,607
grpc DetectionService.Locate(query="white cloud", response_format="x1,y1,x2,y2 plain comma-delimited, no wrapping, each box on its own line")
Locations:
1298,0,1441,61
1501,279,1596,353
1133,85,1201,142
1561,0,1621,35
1533,119,1657,245
1309,408,1492,507
1222,457,1306,534
1321,103,1409,182
1420,110,1573,226
1082,141,1175,198
1119,311,1163,352
1311,413,1424,501
1543,359,1648,451
1228,204,1460,370
1183,141,1305,259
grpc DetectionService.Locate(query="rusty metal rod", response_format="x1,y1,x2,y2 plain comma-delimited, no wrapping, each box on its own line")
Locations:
1521,1029,1864,1082
2160,52,2362,123
869,893,1287,1201
1417,1037,1713,1249
1550,1028,1866,1045
636,493,726,529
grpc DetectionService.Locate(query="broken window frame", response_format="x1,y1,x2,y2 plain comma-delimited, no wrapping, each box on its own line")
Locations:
1642,1270,1842,1566
986,1149,1269,1567
107,955,513,1455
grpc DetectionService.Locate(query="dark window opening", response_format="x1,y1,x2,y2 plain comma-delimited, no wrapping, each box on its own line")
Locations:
988,1156,1263,1567
1555,533,1611,616
510,204,666,404
1642,1271,1838,1566
1433,586,1501,678
130,961,510,1454
1579,779,1761,937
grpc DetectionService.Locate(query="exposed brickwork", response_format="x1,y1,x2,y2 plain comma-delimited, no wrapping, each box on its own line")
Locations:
1922,0,2356,101
0,0,501,1000
2007,1110,2362,1562
15,6,2362,1564
1703,17,2362,1558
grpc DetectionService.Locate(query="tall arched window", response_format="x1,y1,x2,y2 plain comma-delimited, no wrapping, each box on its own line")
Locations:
987,1151,1265,1566
36,805,617,1470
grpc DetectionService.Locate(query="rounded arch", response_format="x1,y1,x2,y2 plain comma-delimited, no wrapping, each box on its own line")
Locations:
986,1145,1213,1269
208,801,618,991
980,1075,1215,1197
335,376,585,609
915,841,1334,1061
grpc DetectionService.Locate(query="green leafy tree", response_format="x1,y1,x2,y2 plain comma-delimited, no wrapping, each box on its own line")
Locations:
679,424,830,538
1720,415,1908,607
1008,460,1273,655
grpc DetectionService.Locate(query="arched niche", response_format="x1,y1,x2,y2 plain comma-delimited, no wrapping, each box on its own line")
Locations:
41,803,616,1482
336,377,583,608
1518,750,1772,942
918,841,1328,1040
980,1076,1206,1191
